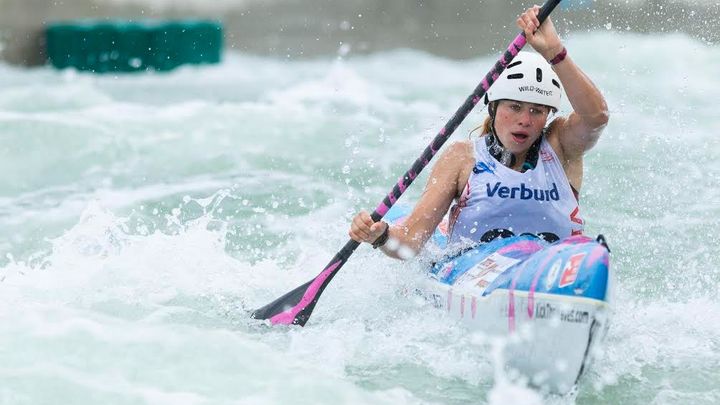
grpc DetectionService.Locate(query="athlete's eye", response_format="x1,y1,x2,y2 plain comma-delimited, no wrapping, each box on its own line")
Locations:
509,103,522,112
530,106,549,117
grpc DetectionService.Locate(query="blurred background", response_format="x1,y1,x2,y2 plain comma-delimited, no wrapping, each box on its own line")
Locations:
1,0,719,66
2,1,719,404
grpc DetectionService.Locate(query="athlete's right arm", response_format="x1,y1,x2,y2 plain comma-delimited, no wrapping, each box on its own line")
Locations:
349,141,474,259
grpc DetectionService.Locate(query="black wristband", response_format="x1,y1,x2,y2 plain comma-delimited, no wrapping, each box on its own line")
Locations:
372,222,390,249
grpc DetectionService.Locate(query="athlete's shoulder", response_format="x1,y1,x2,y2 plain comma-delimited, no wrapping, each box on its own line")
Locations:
443,139,475,159
432,140,475,185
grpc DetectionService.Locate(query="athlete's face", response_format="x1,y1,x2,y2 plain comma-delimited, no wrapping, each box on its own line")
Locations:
494,100,550,154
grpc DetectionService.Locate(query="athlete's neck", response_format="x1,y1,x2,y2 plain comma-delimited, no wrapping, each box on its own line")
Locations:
484,131,542,173
510,153,529,171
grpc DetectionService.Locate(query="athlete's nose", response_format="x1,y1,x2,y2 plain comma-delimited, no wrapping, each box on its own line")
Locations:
518,108,533,126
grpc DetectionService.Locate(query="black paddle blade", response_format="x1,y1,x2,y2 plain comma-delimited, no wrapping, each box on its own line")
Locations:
251,240,359,327
250,279,315,326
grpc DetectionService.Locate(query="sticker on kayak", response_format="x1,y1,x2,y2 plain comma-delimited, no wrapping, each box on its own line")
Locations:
545,259,562,291
456,252,520,292
558,253,586,288
437,262,455,279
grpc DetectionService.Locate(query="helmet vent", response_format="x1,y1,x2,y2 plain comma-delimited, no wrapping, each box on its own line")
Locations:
552,79,561,89
536,68,542,82
507,60,522,69
507,73,523,80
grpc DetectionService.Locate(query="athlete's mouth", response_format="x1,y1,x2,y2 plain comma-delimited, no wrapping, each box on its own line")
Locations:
511,132,529,143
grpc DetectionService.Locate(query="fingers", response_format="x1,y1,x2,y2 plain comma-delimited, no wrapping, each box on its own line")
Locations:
516,5,562,57
348,211,387,244
516,6,542,34
531,5,541,28
349,210,371,242
370,221,386,234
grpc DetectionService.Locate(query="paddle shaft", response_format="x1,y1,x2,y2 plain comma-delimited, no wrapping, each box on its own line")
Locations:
252,0,563,326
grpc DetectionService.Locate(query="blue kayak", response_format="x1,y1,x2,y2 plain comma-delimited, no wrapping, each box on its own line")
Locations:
386,205,612,393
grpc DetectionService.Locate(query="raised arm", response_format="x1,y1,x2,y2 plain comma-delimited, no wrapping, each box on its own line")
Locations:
518,6,610,188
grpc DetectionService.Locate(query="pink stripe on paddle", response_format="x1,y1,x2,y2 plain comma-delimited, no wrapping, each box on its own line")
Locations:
481,77,491,91
375,202,390,216
509,34,527,54
397,176,407,193
269,260,342,325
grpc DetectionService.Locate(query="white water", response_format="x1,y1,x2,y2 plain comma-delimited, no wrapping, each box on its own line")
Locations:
1,32,719,404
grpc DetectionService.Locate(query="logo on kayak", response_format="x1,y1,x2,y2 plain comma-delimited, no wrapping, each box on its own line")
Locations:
558,253,586,288
486,182,560,201
456,253,520,293
545,259,562,290
534,302,590,324
438,262,455,280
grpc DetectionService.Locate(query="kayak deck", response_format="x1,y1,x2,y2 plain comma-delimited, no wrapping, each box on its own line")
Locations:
387,206,612,393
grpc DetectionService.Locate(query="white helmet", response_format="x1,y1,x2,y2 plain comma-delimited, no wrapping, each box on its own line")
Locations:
486,51,562,110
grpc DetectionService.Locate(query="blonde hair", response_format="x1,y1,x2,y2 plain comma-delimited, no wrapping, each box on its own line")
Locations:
469,115,493,139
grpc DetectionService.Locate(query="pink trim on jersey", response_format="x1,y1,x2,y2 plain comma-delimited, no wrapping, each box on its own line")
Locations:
448,180,471,237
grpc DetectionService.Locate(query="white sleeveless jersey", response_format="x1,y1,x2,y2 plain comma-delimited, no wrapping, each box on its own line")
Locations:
447,136,583,246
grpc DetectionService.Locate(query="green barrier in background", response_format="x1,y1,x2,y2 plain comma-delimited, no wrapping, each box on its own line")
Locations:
46,20,222,73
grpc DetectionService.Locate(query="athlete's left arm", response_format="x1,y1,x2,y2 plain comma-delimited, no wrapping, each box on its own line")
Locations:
552,54,610,158
519,7,609,160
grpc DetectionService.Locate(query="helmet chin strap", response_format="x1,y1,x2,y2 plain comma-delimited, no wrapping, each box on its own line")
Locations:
485,130,516,167
486,102,543,172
